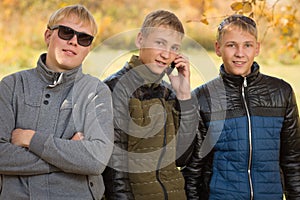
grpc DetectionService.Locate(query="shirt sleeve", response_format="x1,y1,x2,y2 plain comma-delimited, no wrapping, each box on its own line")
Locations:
280,85,300,200
0,75,58,175
175,94,199,167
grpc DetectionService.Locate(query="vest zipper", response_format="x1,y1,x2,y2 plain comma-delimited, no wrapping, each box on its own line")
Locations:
242,77,254,200
156,98,168,200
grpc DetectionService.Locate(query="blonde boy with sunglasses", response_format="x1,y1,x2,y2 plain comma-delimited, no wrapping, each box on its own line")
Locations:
0,4,114,200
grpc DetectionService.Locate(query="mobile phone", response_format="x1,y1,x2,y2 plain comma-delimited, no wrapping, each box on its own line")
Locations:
166,61,176,75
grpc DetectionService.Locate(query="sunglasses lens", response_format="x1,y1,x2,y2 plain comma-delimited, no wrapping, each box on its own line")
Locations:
77,34,94,47
58,26,75,40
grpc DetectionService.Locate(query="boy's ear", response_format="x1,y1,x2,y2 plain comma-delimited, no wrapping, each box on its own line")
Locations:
44,29,52,47
215,41,222,57
135,32,143,48
255,42,260,56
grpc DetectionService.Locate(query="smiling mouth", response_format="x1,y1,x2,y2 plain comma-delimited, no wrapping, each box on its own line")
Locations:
63,49,76,55
233,61,245,65
156,60,167,67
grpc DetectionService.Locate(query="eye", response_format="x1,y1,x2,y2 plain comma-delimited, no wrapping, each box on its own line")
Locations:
245,43,253,48
155,41,165,46
226,43,236,48
171,46,180,53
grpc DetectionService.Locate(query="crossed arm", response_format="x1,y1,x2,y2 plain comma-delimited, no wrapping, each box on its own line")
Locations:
11,129,84,147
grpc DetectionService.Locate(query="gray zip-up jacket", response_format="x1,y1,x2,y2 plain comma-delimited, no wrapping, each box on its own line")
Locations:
0,54,114,200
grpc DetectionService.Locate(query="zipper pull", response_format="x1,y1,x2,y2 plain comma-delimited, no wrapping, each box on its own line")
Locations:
48,73,63,88
243,77,248,88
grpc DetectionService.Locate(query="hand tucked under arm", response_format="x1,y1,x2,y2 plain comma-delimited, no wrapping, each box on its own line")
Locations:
71,132,84,141
11,128,35,148
168,54,191,100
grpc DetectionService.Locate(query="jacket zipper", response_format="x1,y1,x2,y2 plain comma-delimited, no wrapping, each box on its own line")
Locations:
156,98,168,200
242,77,254,200
48,72,63,88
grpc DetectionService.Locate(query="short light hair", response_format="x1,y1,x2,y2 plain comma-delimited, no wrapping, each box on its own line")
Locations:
217,14,257,42
141,10,184,37
47,4,97,36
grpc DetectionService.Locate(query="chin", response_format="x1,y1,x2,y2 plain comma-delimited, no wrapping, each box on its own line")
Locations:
150,68,164,75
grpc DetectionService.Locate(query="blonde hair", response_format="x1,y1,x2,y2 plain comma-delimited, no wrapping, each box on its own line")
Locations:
47,4,97,36
217,14,257,42
141,10,184,37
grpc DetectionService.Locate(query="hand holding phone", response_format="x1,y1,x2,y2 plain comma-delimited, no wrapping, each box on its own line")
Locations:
167,55,191,100
166,61,176,75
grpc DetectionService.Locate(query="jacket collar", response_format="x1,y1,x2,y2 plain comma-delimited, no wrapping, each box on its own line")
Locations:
36,53,83,87
125,55,164,88
220,61,261,86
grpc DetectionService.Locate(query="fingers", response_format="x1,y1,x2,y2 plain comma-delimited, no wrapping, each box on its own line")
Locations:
71,132,84,141
172,54,190,76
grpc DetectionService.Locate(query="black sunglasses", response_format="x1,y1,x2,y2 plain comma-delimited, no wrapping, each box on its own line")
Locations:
218,15,256,31
48,25,94,47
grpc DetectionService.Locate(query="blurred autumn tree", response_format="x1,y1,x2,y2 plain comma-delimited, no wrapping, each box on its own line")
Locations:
0,0,299,69
185,0,300,64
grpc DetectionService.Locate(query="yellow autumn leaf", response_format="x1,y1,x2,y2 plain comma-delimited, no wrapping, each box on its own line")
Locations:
282,27,290,34
243,2,253,13
201,18,209,25
291,37,298,43
286,6,293,11
231,2,243,11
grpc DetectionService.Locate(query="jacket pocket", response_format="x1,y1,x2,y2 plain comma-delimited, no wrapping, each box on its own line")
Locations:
56,99,77,139
88,175,105,200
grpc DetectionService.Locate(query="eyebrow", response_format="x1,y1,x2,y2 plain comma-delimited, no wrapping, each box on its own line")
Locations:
154,37,168,42
223,40,256,45
226,40,255,43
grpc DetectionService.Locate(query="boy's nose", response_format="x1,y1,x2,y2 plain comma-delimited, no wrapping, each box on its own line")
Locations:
67,34,78,46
